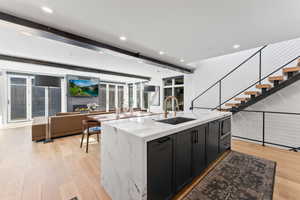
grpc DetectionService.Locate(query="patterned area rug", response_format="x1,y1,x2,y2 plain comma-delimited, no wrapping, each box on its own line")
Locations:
183,151,276,200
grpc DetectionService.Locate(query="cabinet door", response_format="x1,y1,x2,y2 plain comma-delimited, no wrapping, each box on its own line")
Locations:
221,118,231,136
207,121,220,165
174,130,193,192
220,134,231,154
192,125,207,177
147,136,174,200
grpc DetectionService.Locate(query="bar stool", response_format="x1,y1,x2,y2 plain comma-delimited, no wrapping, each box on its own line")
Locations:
80,119,101,153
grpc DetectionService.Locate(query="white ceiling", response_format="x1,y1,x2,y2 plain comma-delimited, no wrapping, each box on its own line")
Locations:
0,0,300,69
0,20,182,83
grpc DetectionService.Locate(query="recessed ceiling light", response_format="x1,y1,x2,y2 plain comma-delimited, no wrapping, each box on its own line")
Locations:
180,59,185,63
98,50,104,54
41,6,53,14
138,60,144,64
120,36,127,41
233,44,240,49
159,51,165,55
21,31,32,36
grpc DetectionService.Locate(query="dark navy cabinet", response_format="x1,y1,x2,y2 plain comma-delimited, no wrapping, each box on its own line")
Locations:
207,120,220,165
192,124,207,177
219,117,231,154
174,130,193,192
147,117,231,200
147,136,174,200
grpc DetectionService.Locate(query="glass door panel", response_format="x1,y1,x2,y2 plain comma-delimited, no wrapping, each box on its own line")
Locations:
8,76,29,122
174,87,184,111
128,84,133,108
32,86,46,117
163,88,172,111
136,83,141,109
109,85,116,111
143,91,149,109
99,84,107,111
118,86,124,110
49,87,61,116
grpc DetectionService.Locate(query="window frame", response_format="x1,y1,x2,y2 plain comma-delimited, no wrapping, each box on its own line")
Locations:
100,82,125,112
163,76,184,111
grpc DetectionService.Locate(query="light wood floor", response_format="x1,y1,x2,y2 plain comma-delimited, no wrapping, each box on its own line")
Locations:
0,127,299,200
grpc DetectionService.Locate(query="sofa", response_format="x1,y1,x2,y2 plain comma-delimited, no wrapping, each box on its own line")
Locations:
31,111,114,141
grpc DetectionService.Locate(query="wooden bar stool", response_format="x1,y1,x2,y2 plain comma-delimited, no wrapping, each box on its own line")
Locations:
80,119,101,153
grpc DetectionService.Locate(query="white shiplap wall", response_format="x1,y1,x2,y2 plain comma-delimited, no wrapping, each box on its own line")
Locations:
232,80,300,148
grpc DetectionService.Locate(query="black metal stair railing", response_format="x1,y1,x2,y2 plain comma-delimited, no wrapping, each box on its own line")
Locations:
190,44,300,111
213,56,300,111
190,45,267,110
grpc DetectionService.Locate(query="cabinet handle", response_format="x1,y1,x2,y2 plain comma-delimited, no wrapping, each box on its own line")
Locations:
158,137,170,143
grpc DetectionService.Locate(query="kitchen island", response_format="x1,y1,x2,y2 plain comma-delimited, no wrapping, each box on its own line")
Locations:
101,111,231,200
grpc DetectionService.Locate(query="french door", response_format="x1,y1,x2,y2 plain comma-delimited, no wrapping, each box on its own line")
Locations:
7,74,62,123
7,75,31,122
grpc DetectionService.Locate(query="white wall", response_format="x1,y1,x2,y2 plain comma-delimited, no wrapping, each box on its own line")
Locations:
186,37,300,148
186,37,300,110
232,80,300,148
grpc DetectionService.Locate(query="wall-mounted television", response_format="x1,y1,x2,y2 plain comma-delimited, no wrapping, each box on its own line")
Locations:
69,79,99,97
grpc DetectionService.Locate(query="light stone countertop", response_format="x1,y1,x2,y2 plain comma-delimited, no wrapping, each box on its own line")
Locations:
102,110,231,142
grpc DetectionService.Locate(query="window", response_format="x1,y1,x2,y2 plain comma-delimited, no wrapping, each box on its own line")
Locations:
99,84,107,111
9,77,28,121
143,90,149,109
99,83,125,112
8,74,62,123
128,84,133,108
136,83,141,109
32,86,45,117
163,76,184,111
118,86,124,110
163,79,172,86
163,88,172,110
175,77,184,85
49,87,61,116
109,85,116,110
174,87,184,111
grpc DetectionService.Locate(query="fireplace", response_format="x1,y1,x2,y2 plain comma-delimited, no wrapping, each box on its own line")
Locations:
73,104,88,112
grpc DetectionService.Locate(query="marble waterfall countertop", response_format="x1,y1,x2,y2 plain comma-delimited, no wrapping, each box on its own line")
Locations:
101,110,232,200
102,110,231,142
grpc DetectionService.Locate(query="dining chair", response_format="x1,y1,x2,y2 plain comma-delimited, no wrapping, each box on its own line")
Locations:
80,119,101,153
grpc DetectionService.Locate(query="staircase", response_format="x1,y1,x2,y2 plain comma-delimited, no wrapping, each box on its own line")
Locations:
226,58,300,113
190,45,300,113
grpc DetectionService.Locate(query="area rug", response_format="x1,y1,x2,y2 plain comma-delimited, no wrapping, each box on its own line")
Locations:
183,151,276,200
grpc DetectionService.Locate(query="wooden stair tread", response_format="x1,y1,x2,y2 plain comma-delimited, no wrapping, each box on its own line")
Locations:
282,67,300,73
244,91,260,95
268,76,284,81
256,84,272,89
225,103,240,107
234,97,249,101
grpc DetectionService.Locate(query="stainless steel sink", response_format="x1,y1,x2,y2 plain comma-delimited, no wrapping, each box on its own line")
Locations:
156,117,195,125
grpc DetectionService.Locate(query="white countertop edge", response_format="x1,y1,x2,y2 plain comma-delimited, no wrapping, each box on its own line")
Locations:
143,112,231,142
102,111,232,142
